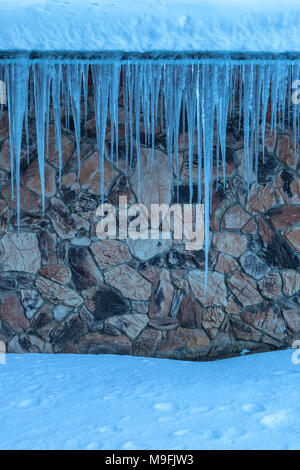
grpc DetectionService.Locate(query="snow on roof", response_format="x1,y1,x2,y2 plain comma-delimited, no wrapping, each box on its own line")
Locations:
0,0,300,54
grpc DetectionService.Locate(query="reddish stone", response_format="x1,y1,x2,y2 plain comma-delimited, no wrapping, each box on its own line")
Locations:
215,253,239,274
227,272,263,307
158,327,210,360
177,295,202,328
22,159,56,198
258,272,282,299
39,264,71,286
283,227,300,253
0,292,30,331
281,269,300,297
149,268,174,317
221,204,250,230
213,232,248,257
276,134,298,169
242,301,286,340
268,206,300,230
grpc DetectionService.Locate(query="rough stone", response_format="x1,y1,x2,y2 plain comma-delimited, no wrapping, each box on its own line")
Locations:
22,159,56,198
133,328,162,357
227,272,263,307
35,275,83,307
51,314,88,352
0,292,30,331
90,240,131,269
68,246,103,290
20,289,43,319
283,227,300,253
267,206,300,230
127,237,172,261
188,270,227,307
106,314,149,340
80,151,118,195
177,295,202,328
64,332,132,355
258,272,282,300
158,327,211,360
38,264,71,286
1,183,42,213
148,317,178,331
149,269,174,317
213,232,248,258
202,307,226,339
221,204,251,230
276,134,298,169
215,253,239,274
246,183,283,214
82,285,130,320
281,269,300,297
104,265,151,300
0,232,41,273
240,251,270,279
242,301,287,340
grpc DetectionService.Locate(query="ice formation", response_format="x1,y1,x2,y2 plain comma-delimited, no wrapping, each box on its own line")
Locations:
1,55,299,288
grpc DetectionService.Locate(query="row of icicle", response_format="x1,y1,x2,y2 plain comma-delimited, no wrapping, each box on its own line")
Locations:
0,58,299,291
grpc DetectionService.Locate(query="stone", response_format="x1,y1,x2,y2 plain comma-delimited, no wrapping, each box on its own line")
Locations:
258,272,282,300
267,206,300,230
215,253,239,274
0,232,41,273
231,317,262,343
213,232,248,258
51,314,88,352
276,134,298,169
20,289,43,319
82,285,130,320
109,175,136,205
64,332,132,355
133,328,162,357
282,309,300,333
227,272,263,307
240,251,270,279
274,168,300,205
80,151,118,195
127,237,172,261
149,269,174,317
131,148,172,226
37,231,57,264
31,304,57,339
0,274,16,290
246,183,283,214
10,214,50,232
202,307,225,339
257,152,279,184
47,125,74,168
242,217,257,234
22,159,56,197
104,265,151,300
158,327,211,360
242,301,286,340
131,300,149,314
177,295,202,328
281,269,300,296
0,199,8,234
68,246,103,290
48,197,76,239
225,295,242,314
283,227,300,253
188,270,227,307
1,183,42,213
0,292,30,331
148,317,178,331
221,204,251,230
53,305,72,322
35,276,83,307
0,139,26,171
106,314,149,340
90,240,131,269
38,264,71,286
60,172,81,194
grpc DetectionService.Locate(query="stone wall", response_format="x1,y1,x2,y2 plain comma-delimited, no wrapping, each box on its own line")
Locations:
0,82,299,360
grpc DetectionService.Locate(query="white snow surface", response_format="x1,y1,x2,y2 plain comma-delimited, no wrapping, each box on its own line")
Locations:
1,0,300,53
0,350,300,450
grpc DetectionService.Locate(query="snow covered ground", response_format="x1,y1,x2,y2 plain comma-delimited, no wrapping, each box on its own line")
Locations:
0,350,299,450
1,0,300,53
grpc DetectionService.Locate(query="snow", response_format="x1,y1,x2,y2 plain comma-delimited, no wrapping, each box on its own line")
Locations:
0,350,300,450
0,0,300,53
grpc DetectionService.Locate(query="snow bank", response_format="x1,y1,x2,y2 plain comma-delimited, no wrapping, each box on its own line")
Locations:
0,0,300,53
0,350,299,450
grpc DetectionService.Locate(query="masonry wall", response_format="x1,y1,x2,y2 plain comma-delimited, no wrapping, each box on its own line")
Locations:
0,82,299,360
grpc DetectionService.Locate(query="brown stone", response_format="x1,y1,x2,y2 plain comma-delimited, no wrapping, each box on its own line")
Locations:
227,272,263,307
133,328,162,357
274,169,300,205
177,294,202,328
231,317,262,342
148,317,178,331
68,246,103,290
31,304,57,339
90,240,131,269
0,232,41,273
202,307,225,339
188,270,227,307
268,206,300,230
221,204,251,230
281,269,300,296
213,232,248,257
242,217,257,234
215,253,239,274
0,139,27,171
22,159,56,198
106,314,149,340
242,301,286,340
276,134,298,169
60,172,81,193
64,332,132,355
158,327,210,360
246,184,283,214
225,295,242,314
51,314,88,352
104,265,151,300
80,151,118,195
283,227,300,253
0,198,8,234
35,275,83,307
282,309,300,333
0,292,30,331
48,197,76,239
149,269,174,317
47,125,74,168
39,264,71,286
258,272,282,299
1,183,42,213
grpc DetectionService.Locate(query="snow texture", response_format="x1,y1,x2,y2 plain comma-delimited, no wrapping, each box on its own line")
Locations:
0,0,300,53
0,350,299,450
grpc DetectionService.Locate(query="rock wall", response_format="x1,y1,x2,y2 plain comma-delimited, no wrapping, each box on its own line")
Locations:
0,83,299,360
